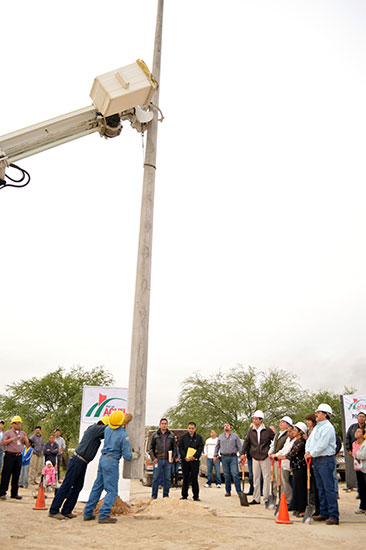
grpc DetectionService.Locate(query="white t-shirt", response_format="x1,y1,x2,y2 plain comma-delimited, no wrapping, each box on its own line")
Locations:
204,437,219,459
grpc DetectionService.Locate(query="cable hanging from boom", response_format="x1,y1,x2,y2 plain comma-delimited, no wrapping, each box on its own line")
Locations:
0,164,31,190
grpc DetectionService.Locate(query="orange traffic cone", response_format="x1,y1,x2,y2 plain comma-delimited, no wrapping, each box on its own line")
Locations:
33,483,47,510
275,493,293,524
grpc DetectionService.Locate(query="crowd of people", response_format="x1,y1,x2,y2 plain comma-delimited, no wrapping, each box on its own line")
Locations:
148,406,366,525
0,418,65,496
0,405,365,526
0,411,134,523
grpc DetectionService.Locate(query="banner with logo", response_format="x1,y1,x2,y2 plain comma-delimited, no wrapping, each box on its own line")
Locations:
81,386,128,423
342,394,366,430
78,385,130,502
340,393,366,488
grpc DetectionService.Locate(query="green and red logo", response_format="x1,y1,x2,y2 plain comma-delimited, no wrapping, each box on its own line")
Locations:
348,398,366,412
86,393,127,418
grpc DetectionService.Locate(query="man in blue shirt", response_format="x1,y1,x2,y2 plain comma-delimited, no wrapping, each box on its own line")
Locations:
83,410,133,524
305,403,339,525
49,416,109,520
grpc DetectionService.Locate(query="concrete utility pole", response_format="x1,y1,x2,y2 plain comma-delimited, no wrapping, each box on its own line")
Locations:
123,0,164,479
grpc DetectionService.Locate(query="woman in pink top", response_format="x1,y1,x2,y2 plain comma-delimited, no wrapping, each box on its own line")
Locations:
352,428,366,514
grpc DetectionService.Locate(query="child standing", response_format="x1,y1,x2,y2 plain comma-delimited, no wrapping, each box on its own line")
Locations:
19,441,33,488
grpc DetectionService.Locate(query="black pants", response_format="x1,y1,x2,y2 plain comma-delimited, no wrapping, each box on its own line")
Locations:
181,460,199,499
356,470,366,511
292,467,307,513
0,452,22,497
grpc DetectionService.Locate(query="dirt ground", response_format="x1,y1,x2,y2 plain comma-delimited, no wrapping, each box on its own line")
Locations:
0,478,364,550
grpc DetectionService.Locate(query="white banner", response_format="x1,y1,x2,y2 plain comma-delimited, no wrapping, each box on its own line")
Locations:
342,394,366,431
78,385,130,502
81,386,128,423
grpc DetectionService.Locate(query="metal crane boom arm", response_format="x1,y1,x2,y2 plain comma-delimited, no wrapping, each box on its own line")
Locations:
0,106,103,167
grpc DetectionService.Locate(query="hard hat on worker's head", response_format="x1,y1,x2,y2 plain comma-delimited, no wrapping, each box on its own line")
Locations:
253,410,264,419
11,415,23,423
109,410,125,429
316,403,333,417
294,422,308,435
100,416,110,426
280,416,293,427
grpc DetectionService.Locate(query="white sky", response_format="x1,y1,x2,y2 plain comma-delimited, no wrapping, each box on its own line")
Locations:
0,0,365,424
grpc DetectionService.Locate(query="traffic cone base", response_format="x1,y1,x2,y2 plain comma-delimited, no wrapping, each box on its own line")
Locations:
275,493,293,524
33,484,47,510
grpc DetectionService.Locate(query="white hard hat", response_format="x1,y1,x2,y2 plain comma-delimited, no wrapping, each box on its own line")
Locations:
316,403,333,416
280,416,293,426
294,422,308,434
253,410,264,419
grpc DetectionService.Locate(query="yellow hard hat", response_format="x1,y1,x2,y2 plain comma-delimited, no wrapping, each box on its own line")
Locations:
100,416,110,426
11,415,23,423
109,410,125,429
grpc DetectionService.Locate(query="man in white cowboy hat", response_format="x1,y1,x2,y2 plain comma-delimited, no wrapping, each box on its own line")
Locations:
268,415,293,497
240,410,275,505
0,416,29,500
83,410,133,524
305,403,339,525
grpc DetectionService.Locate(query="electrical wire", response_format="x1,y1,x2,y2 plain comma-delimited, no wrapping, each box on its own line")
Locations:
0,163,31,190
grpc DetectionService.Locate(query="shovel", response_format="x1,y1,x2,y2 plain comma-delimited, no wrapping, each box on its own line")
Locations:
238,457,249,506
303,457,315,524
274,457,282,515
266,457,276,510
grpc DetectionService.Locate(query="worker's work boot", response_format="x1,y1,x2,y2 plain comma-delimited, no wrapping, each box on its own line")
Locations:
98,516,117,524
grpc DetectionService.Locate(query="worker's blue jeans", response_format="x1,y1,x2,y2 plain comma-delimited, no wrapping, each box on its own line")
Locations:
50,454,87,515
84,455,119,519
313,456,339,521
152,458,171,498
207,458,221,486
221,456,241,494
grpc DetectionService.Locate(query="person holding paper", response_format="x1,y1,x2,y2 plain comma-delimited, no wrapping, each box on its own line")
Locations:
149,418,177,499
179,422,204,501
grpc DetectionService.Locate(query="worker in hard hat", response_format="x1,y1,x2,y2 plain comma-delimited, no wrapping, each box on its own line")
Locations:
0,416,29,500
305,403,339,525
83,410,133,524
287,422,308,517
268,415,293,498
240,410,275,505
49,416,110,519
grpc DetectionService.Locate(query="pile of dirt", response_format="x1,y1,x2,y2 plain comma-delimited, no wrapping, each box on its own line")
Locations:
95,495,131,516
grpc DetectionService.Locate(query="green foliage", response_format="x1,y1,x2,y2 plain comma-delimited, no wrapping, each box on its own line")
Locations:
293,386,356,437
0,366,114,447
165,365,301,441
166,365,354,440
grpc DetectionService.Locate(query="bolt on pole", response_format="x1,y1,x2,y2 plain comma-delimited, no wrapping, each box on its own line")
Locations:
123,0,164,479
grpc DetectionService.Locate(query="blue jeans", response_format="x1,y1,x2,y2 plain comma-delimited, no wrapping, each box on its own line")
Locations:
84,455,119,519
313,456,339,521
19,464,30,488
0,453,3,474
152,459,171,498
50,454,87,515
207,458,221,486
221,456,241,494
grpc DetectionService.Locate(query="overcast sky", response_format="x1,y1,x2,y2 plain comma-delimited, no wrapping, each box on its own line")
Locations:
0,0,365,424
